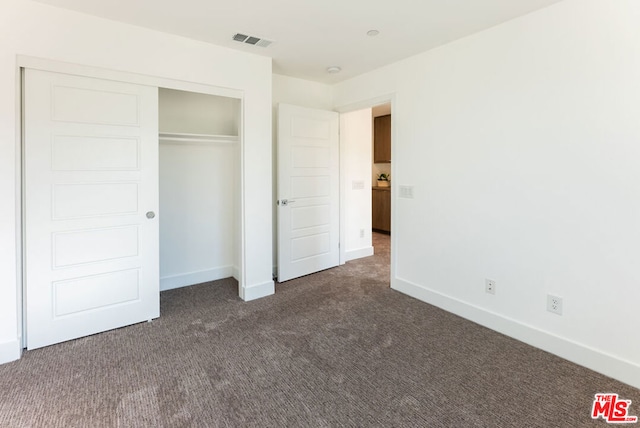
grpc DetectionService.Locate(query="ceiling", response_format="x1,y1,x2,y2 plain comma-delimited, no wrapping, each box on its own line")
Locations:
33,0,564,84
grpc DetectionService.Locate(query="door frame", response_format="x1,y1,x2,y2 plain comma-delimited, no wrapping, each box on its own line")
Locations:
335,94,396,280
16,55,247,348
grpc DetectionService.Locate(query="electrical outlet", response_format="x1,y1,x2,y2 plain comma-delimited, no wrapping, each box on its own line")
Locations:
547,294,563,315
360,229,365,238
485,279,496,295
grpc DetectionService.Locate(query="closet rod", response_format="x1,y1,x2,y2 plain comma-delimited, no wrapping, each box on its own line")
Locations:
159,132,238,145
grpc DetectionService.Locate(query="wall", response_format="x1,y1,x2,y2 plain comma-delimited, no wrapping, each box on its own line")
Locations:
272,74,334,111
340,109,374,261
271,74,333,274
334,0,640,388
159,143,238,290
0,0,273,364
158,88,240,136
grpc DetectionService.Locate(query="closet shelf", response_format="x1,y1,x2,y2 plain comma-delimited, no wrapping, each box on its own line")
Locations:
159,132,239,145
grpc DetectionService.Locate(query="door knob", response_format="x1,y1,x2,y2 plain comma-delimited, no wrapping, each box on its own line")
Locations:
146,211,155,219
278,199,296,206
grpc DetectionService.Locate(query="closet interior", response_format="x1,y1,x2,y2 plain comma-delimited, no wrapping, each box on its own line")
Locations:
158,88,241,291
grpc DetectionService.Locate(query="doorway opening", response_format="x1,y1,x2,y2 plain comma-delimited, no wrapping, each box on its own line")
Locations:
158,88,241,292
371,103,391,266
339,100,393,284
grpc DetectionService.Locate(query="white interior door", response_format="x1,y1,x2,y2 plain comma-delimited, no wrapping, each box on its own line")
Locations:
277,103,339,282
24,69,159,349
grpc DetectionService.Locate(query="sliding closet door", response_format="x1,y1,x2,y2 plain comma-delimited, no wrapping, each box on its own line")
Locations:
24,69,160,349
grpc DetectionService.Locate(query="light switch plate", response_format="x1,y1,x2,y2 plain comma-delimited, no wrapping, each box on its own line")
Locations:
399,185,414,198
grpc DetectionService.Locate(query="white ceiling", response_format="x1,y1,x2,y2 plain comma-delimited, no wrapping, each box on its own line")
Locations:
33,0,564,84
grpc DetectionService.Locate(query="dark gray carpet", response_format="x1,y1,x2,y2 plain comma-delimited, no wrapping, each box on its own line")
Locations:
0,233,637,427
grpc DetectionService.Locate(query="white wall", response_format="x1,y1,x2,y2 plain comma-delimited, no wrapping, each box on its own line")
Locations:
159,143,238,290
0,0,274,364
272,74,334,111
271,74,333,274
340,109,374,261
159,88,240,136
334,0,640,388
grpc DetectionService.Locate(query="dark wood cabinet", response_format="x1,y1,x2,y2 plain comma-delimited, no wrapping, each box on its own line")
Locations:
372,187,391,233
373,114,391,163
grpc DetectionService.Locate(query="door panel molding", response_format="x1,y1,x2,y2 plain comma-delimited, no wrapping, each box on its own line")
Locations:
277,103,339,282
24,69,159,349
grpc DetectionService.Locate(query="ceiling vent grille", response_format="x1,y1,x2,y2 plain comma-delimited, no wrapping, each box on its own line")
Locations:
255,39,272,48
233,33,249,42
232,33,273,48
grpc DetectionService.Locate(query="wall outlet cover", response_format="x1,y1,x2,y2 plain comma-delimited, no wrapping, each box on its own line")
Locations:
547,294,563,315
485,279,496,295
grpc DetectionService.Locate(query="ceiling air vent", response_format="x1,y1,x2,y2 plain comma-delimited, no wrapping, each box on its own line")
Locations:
233,33,249,42
255,39,272,48
232,33,273,48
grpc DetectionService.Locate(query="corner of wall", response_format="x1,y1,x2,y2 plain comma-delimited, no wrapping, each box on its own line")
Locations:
345,246,374,262
159,266,235,292
391,276,640,390
0,338,21,365
240,280,275,302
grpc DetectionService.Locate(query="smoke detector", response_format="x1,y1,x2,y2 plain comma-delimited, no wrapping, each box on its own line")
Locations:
232,33,273,48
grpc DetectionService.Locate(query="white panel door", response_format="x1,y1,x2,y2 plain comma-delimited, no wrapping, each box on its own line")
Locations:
277,104,339,282
24,69,159,349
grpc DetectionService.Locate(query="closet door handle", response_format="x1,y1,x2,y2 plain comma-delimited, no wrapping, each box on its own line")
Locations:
146,211,156,219
277,199,296,206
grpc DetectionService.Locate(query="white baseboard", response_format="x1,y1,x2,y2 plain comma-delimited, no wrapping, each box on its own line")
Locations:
345,246,374,262
0,339,22,365
392,277,640,390
233,265,240,282
160,266,234,291
240,280,275,301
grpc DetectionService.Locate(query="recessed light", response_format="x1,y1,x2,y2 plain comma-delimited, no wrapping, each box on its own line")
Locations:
367,30,380,37
327,66,342,74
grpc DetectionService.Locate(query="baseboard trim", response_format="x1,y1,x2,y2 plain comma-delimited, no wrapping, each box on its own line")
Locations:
240,280,275,302
0,339,21,365
392,277,640,390
345,246,374,262
160,266,234,291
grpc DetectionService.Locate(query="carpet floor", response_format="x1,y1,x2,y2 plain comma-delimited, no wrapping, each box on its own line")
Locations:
0,233,638,427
